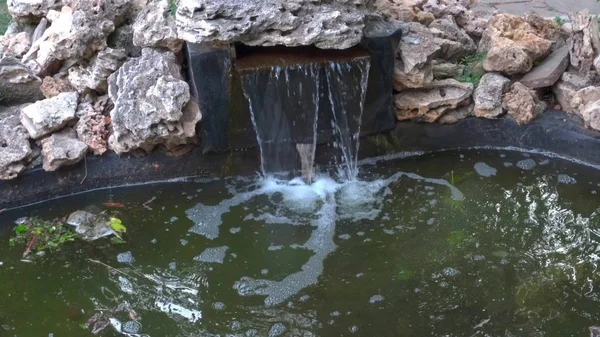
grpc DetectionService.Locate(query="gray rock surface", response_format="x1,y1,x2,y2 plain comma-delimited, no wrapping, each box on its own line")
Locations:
0,110,33,180
520,45,569,89
108,25,142,57
68,48,127,93
438,102,474,124
133,0,182,52
7,0,63,22
568,10,600,72
20,91,78,139
502,82,546,125
429,17,477,62
0,32,32,58
176,0,368,49
107,48,202,154
473,73,511,118
0,56,44,104
40,128,88,171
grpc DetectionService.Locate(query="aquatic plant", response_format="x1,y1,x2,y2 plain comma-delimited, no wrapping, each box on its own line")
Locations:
10,218,79,257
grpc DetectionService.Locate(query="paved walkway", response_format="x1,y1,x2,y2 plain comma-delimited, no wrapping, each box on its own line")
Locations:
474,0,599,17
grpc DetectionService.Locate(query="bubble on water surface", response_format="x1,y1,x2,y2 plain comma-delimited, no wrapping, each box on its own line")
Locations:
122,320,141,334
474,162,497,177
268,323,286,337
212,302,226,310
558,174,577,185
180,239,188,246
117,251,135,264
504,162,513,167
194,246,229,264
230,227,241,234
517,159,536,170
369,294,384,303
338,234,351,240
442,267,460,277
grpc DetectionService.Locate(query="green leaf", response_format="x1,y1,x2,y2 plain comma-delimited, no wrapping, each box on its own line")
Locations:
109,218,127,233
110,236,125,245
15,225,27,235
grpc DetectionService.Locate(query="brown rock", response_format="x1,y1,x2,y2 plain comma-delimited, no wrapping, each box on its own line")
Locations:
394,79,473,122
0,32,32,58
480,14,553,75
438,102,474,124
75,96,111,155
502,82,546,125
552,69,599,113
520,45,570,89
432,61,465,80
397,22,441,74
40,128,88,172
374,0,428,22
572,86,600,131
40,74,74,98
394,62,433,90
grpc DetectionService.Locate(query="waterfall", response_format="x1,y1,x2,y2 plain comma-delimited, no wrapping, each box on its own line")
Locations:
240,55,370,182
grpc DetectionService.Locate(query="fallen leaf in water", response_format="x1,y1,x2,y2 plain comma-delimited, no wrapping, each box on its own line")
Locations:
103,202,125,208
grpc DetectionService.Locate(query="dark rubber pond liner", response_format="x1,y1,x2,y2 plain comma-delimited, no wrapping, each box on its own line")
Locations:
1,110,599,210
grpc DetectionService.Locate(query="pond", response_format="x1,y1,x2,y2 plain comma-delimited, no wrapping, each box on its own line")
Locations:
1,149,600,336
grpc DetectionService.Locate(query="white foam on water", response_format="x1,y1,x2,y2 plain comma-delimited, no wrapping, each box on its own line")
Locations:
474,162,497,177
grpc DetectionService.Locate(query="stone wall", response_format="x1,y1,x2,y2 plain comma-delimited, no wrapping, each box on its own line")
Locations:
1,0,600,183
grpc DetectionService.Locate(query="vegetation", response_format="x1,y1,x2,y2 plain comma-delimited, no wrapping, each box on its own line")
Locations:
456,52,487,87
10,218,79,257
0,1,10,35
554,16,565,26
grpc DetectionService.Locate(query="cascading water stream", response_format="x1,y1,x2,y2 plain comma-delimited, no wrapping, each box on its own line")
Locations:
240,56,370,182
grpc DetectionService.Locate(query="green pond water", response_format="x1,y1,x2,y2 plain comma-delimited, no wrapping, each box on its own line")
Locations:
2,149,600,337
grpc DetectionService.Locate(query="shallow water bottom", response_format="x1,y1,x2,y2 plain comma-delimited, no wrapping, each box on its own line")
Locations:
2,149,600,336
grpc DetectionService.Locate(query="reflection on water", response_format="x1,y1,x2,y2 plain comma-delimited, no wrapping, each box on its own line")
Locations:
1,149,600,336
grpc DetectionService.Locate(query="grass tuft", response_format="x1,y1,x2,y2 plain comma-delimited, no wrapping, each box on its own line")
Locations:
455,52,487,87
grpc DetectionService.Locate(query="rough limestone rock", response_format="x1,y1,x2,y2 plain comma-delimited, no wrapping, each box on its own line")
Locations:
40,74,73,98
63,0,132,25
133,0,182,52
422,0,476,18
20,91,78,139
456,10,488,37
0,56,44,104
394,79,473,122
398,22,440,74
480,14,553,75
374,0,434,25
394,63,433,90
553,69,599,112
0,111,32,180
502,82,546,125
429,17,476,62
40,128,88,171
107,48,202,154
0,32,32,58
176,0,367,49
473,73,511,119
438,102,474,124
108,25,141,57
22,4,115,76
568,11,600,72
68,48,127,93
520,45,569,89
572,86,600,131
75,96,111,155
7,0,62,22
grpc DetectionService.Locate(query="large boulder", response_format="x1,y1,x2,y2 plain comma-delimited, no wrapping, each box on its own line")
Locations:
502,82,546,125
572,87,600,131
394,79,473,122
568,11,600,72
68,47,127,93
22,4,115,76
176,0,368,49
552,69,599,112
473,73,511,119
20,91,79,139
0,56,44,104
0,110,33,180
7,0,62,22
133,0,182,52
107,48,202,154
40,128,88,171
479,14,554,75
